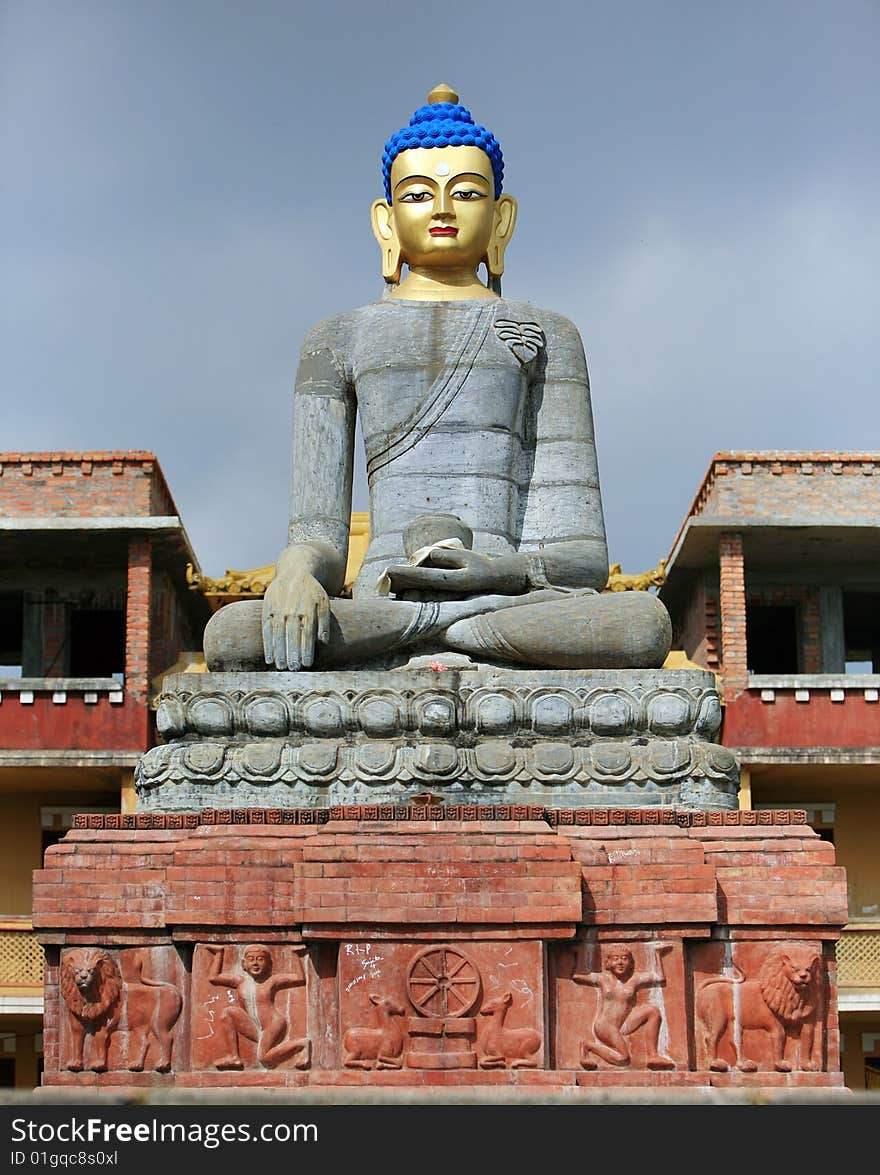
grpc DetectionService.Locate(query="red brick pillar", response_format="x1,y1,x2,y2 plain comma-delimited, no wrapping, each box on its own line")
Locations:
801,590,823,673
719,532,748,700
125,536,152,742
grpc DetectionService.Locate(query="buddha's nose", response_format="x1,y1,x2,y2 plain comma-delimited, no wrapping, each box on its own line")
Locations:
436,189,454,217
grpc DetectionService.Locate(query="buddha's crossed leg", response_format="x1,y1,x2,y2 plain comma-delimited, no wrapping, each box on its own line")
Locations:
204,589,670,671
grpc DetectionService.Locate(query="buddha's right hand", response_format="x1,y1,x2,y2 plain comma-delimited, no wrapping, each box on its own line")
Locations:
261,568,331,670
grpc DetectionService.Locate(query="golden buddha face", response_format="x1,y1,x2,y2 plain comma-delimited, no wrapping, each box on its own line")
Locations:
371,144,516,286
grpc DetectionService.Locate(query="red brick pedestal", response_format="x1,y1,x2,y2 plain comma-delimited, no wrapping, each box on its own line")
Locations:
34,807,847,1091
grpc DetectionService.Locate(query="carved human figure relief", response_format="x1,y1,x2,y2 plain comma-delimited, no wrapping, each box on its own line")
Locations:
477,991,541,1069
695,946,823,1073
574,942,675,1070
60,948,182,1073
342,994,407,1070
204,944,310,1070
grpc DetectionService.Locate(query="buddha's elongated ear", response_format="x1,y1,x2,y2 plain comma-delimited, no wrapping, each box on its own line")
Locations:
485,193,517,279
371,198,403,284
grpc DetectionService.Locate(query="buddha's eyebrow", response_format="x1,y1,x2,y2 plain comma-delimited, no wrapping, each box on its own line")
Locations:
448,172,491,184
393,174,436,191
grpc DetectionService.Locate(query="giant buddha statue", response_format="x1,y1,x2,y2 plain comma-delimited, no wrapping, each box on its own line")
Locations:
204,85,671,674
143,86,735,811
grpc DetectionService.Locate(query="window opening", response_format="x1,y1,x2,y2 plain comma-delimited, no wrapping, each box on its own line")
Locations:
0,593,24,677
746,603,799,674
843,591,880,674
68,609,125,677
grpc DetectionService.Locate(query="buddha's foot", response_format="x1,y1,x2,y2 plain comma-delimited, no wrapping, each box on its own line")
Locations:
445,590,671,669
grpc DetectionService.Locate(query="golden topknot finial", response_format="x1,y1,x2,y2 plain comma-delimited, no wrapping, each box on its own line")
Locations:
427,83,460,105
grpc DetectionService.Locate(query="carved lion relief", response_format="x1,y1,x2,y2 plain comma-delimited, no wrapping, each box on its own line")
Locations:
60,948,182,1073
695,944,824,1073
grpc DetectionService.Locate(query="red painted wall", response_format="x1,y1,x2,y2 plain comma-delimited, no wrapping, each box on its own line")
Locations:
0,695,149,750
724,691,880,748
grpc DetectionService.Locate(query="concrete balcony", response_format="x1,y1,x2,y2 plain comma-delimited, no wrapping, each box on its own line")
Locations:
0,918,44,1014
725,675,880,758
0,677,148,758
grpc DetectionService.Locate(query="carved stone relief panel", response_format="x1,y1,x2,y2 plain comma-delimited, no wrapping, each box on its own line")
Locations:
337,940,545,1070
554,938,686,1071
59,947,184,1074
691,940,826,1074
191,943,311,1071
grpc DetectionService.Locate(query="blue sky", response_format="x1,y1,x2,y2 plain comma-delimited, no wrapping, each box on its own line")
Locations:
2,0,878,576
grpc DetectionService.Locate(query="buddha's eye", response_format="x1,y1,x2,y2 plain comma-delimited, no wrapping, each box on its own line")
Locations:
399,191,433,203
452,189,485,201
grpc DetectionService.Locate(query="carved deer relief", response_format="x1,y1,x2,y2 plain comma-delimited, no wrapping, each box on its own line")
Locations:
477,991,541,1069
342,994,407,1069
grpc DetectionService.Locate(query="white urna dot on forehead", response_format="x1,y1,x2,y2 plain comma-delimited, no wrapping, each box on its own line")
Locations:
434,162,451,176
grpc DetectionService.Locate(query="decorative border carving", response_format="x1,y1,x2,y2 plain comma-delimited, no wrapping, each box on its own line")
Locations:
71,807,808,830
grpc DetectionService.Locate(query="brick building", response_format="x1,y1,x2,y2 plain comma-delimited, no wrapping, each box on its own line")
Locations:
0,452,209,1087
659,452,880,1089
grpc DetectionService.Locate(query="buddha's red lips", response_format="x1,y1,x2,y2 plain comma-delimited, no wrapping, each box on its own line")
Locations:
429,227,458,236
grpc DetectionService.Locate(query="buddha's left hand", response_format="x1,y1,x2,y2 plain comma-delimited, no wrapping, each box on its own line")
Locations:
386,549,528,595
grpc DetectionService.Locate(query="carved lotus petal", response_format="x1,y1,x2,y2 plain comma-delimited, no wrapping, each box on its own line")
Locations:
187,696,235,736
648,693,692,735
531,693,576,734
357,696,402,737
138,746,170,780
590,694,632,736
531,743,576,778
414,743,459,777
703,744,739,779
356,743,397,776
646,740,691,777
297,742,338,777
302,697,345,736
473,692,516,735
182,743,225,776
417,696,457,735
473,741,517,777
590,743,632,778
243,694,289,736
695,695,723,738
156,697,185,739
239,742,284,778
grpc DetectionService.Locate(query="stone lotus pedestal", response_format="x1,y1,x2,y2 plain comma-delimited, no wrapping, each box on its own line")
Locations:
138,667,739,811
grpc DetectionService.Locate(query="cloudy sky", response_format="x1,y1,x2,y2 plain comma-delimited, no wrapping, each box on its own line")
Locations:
3,1,878,578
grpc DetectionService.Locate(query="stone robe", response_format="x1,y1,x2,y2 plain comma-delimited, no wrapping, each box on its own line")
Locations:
288,297,609,598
